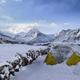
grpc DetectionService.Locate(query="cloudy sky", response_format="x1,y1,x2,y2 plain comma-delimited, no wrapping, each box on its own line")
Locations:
0,0,80,34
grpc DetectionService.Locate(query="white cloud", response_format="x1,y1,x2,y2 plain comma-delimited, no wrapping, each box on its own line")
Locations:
0,0,6,4
0,0,22,23
1,22,79,34
0,0,22,5
6,23,39,33
0,0,15,23
50,22,58,26
1,22,61,34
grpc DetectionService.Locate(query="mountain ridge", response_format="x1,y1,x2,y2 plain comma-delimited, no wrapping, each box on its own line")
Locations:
14,28,55,44
0,28,80,44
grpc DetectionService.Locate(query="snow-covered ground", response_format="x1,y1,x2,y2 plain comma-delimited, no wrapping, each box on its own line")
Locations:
14,56,80,80
0,44,80,80
0,44,46,64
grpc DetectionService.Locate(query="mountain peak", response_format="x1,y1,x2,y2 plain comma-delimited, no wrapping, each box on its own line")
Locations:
54,28,80,42
14,27,54,44
28,27,40,34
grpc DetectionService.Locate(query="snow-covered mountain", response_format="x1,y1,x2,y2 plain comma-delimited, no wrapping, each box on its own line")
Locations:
1,28,80,44
14,28,55,44
54,29,80,43
0,31,18,44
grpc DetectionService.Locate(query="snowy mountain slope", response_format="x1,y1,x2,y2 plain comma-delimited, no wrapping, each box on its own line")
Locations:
1,28,80,44
54,29,80,42
14,28,55,44
14,28,40,42
0,31,18,44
